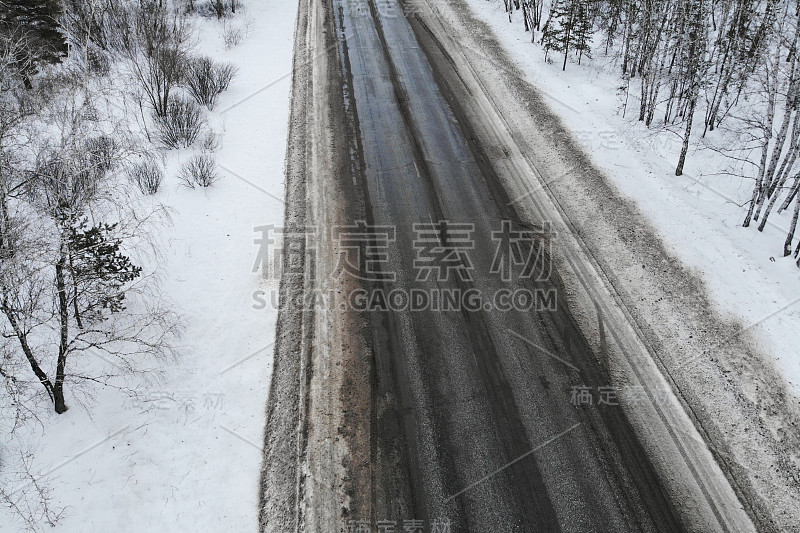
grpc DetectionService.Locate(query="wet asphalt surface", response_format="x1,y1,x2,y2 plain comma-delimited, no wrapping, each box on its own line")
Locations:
330,0,682,530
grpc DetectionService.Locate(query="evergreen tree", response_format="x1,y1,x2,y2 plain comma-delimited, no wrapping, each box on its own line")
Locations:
0,0,68,87
573,1,593,65
541,0,594,70
68,219,142,327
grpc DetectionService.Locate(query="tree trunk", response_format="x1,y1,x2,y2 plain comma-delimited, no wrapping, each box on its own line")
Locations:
785,194,800,256
758,72,797,209
744,64,778,226
758,170,793,231
780,178,800,212
1,297,56,402
54,246,70,414
639,75,648,121
675,98,696,176
522,0,530,32
771,115,800,198
69,250,83,329
562,1,574,71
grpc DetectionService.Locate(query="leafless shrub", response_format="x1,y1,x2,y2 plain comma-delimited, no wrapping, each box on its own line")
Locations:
221,22,243,48
184,56,237,109
0,450,66,531
178,153,218,188
218,16,252,49
128,159,164,194
200,130,221,152
112,1,193,117
85,135,118,175
155,96,205,149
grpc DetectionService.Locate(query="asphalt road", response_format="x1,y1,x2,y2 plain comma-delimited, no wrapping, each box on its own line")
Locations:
330,0,682,530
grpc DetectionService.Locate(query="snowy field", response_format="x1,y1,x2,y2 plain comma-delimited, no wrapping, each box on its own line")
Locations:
465,0,800,393
0,0,296,530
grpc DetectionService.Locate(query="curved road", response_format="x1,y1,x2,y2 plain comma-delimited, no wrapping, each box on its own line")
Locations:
328,0,683,531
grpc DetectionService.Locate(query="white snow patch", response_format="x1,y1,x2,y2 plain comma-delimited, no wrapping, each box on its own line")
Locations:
0,0,295,530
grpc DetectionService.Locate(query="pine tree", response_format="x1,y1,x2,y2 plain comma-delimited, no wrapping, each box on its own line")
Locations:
541,0,594,70
573,1,592,65
0,0,68,87
68,219,142,327
540,0,563,63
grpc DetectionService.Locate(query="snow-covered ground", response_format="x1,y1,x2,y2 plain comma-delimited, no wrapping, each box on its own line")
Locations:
464,0,800,393
4,0,799,529
0,1,295,530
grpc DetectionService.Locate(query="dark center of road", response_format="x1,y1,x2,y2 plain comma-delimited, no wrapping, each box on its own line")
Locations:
328,0,682,530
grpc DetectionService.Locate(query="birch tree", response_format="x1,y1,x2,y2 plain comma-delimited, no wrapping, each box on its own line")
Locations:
1,78,180,414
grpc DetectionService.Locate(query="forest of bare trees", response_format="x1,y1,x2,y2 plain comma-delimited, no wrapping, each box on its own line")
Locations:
503,0,800,263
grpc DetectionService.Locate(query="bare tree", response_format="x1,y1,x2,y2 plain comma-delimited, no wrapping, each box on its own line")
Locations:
112,1,193,117
741,2,800,230
486,0,800,260
1,77,181,415
675,0,710,176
